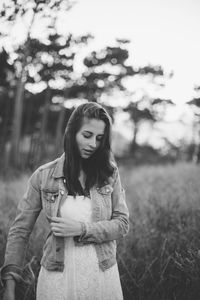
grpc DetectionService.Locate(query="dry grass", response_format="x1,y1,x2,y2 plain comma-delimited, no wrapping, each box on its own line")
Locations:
118,162,200,299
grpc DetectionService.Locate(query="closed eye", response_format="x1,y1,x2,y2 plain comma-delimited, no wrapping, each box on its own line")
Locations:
83,134,91,138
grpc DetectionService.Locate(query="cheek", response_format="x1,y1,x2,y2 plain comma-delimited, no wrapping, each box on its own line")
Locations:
76,134,84,149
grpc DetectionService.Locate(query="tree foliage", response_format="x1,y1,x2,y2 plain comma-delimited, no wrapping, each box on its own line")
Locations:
0,1,175,168
123,94,174,153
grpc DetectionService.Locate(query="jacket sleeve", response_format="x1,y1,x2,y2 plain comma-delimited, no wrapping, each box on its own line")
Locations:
0,169,42,281
78,167,129,244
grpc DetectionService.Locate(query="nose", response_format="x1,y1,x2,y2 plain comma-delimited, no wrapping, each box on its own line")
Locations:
89,137,97,149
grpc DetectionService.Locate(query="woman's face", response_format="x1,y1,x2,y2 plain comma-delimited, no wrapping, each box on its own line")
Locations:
76,118,106,159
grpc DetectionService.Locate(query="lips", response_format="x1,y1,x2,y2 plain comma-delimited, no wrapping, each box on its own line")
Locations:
83,149,94,155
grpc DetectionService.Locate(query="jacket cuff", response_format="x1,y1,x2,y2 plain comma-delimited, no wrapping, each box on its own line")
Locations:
0,264,23,286
79,222,87,240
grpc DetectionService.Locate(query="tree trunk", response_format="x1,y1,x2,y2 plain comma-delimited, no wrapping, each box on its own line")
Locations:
9,69,26,167
36,87,51,163
9,6,37,168
130,122,138,154
0,96,12,170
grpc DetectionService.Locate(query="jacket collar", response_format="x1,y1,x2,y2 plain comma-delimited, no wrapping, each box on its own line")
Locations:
52,153,65,178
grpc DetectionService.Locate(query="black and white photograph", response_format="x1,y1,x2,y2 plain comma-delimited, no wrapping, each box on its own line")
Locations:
0,0,200,299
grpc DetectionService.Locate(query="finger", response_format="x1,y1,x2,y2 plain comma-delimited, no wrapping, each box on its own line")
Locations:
51,222,59,227
51,223,65,230
52,231,63,236
51,225,63,232
51,217,64,223
51,227,63,234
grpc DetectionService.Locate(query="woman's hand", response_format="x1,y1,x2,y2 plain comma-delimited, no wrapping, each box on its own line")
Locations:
3,280,15,300
50,217,82,237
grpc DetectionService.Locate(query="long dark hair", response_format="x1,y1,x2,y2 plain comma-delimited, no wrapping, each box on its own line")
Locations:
63,102,115,196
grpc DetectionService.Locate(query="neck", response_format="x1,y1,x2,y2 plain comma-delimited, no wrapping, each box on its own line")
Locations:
79,169,86,189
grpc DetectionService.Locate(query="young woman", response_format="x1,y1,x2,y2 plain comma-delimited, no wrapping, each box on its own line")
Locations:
1,102,129,300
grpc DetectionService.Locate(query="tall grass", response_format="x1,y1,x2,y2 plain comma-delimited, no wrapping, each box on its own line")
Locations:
118,162,200,300
0,175,49,269
1,163,200,299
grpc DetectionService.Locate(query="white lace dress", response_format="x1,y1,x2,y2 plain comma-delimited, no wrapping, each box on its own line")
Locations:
36,195,123,300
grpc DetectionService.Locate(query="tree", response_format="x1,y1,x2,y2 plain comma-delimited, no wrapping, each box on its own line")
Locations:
64,38,166,142
0,49,15,167
67,40,164,102
151,98,174,121
123,95,174,154
63,40,171,157
124,100,155,152
0,0,75,167
22,32,91,162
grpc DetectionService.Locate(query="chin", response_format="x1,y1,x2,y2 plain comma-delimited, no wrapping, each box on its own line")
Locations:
81,154,90,159
82,152,95,159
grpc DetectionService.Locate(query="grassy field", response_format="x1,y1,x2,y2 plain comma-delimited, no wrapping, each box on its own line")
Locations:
1,162,200,299
119,162,200,300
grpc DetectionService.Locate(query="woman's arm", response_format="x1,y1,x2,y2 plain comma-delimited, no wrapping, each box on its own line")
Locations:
77,167,129,244
1,169,42,279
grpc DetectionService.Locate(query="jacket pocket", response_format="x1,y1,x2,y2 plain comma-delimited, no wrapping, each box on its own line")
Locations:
97,184,113,195
41,190,59,217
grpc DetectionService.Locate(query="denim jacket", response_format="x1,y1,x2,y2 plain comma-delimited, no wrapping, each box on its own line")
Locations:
1,154,129,280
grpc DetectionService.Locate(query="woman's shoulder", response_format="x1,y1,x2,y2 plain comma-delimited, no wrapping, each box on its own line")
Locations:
37,158,59,172
29,155,65,187
36,154,65,174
